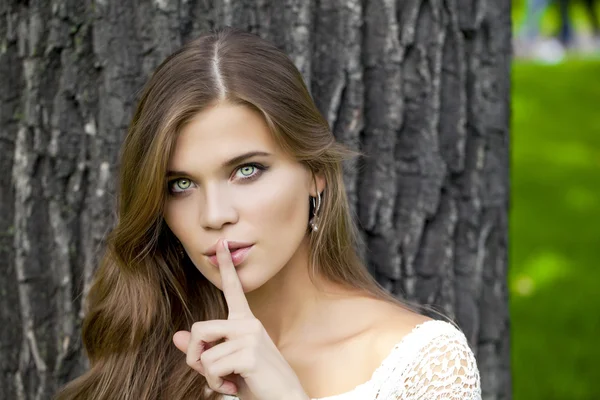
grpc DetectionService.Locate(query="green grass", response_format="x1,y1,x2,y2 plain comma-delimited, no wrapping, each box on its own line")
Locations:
510,60,600,399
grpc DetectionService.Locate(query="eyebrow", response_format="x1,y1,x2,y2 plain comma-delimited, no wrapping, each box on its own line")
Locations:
166,151,272,178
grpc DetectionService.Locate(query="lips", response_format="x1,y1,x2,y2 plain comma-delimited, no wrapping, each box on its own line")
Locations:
204,241,254,268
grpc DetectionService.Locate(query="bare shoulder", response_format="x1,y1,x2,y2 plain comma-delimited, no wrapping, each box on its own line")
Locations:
284,293,433,398
356,297,433,370
325,292,433,344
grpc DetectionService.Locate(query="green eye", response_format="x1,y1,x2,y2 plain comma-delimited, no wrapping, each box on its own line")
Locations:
175,179,191,190
232,163,267,182
168,177,197,196
239,166,255,176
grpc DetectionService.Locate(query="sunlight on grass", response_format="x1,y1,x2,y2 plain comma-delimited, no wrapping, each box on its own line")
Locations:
511,252,569,297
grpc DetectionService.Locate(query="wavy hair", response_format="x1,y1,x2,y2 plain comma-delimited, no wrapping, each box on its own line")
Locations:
56,27,418,400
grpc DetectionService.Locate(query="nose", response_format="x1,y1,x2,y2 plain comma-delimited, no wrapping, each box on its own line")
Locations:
201,184,238,230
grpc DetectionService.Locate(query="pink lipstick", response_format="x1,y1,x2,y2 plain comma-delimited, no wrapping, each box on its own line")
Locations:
204,241,254,268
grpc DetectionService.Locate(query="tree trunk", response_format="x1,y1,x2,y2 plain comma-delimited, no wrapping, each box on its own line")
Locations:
0,1,511,399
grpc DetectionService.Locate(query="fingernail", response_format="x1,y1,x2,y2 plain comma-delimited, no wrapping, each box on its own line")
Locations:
223,239,229,253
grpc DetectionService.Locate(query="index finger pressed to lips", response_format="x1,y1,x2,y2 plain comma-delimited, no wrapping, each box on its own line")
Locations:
217,239,253,319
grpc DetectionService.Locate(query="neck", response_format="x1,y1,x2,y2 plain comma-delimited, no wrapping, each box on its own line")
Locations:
244,236,355,349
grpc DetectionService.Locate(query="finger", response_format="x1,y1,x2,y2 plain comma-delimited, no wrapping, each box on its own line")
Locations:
185,320,246,370
217,239,252,319
200,339,242,394
174,330,219,356
173,330,190,354
203,354,241,395
199,338,242,366
173,330,207,375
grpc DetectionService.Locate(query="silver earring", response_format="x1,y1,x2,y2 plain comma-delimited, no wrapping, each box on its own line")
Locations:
309,191,321,232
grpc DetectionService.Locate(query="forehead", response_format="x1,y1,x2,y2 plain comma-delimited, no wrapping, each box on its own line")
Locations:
169,103,279,170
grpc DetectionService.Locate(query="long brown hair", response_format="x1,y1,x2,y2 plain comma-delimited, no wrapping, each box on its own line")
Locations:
56,27,418,400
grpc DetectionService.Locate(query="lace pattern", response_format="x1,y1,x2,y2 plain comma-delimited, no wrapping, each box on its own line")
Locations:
312,320,481,400
375,320,481,399
222,320,482,400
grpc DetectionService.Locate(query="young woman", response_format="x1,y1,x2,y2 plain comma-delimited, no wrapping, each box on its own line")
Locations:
56,27,481,400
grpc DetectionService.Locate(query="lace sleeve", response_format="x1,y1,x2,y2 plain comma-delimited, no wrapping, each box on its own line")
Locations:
399,328,482,400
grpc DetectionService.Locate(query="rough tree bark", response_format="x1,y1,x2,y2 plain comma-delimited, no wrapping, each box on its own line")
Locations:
0,1,511,399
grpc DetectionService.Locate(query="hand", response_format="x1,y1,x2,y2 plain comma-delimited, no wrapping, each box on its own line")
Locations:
173,239,309,400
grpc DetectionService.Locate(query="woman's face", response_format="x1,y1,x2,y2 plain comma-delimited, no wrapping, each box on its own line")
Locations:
163,102,322,293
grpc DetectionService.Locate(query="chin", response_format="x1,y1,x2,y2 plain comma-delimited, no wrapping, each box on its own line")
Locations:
197,262,266,294
232,265,272,293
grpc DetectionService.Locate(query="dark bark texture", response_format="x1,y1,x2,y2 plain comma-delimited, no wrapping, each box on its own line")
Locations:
0,0,511,399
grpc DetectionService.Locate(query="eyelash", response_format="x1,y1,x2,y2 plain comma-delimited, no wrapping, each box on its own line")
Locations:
167,162,268,196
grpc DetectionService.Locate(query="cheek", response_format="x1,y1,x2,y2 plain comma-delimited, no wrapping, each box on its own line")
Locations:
244,175,308,227
163,198,199,248
164,200,217,281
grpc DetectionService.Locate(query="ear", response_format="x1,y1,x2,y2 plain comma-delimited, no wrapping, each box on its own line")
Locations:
309,169,326,197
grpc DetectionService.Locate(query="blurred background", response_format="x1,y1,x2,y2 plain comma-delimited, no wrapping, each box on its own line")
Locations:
511,0,600,399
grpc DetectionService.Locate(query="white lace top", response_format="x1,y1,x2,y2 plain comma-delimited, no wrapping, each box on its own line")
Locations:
223,320,482,400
